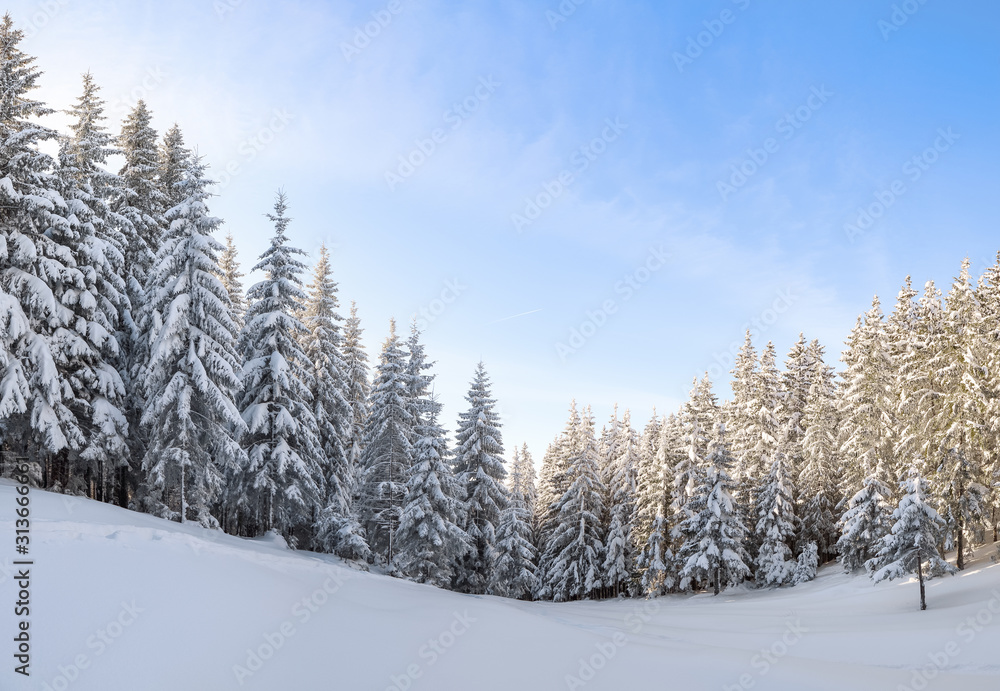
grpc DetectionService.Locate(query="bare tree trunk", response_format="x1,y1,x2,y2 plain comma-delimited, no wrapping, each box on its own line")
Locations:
957,518,965,571
918,557,926,611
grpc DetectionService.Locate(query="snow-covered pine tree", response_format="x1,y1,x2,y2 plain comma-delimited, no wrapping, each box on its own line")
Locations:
341,301,370,476
741,341,787,566
676,423,750,594
235,192,323,544
798,340,840,562
452,361,508,594
136,156,246,526
357,319,412,564
926,259,992,569
114,99,166,503
837,473,894,573
542,406,606,601
635,411,679,596
975,256,1000,539
603,408,639,597
217,233,246,328
754,448,798,587
533,416,575,598
510,443,537,520
779,334,812,480
115,100,166,357
394,387,469,586
53,71,131,501
157,124,189,211
886,277,921,468
633,410,665,558
676,375,718,516
490,443,537,599
837,298,895,500
0,15,76,473
727,331,758,506
870,465,955,610
307,245,366,559
836,298,896,570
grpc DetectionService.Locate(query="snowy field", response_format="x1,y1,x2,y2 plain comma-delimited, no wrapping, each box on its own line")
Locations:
2,481,1000,691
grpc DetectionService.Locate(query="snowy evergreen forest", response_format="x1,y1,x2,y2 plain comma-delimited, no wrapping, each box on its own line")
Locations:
1,15,998,605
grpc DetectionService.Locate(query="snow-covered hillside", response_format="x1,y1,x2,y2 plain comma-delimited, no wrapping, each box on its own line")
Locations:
3,482,999,691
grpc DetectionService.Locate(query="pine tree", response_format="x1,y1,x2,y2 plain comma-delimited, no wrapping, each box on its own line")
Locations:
926,260,992,569
837,473,894,572
394,391,469,586
341,301,371,478
798,340,840,561
728,331,758,507
754,450,797,587
53,71,131,500
0,15,76,468
838,298,895,498
217,233,246,328
676,375,718,516
509,443,537,520
635,411,679,595
534,414,576,598
306,246,365,559
452,362,508,594
975,257,1000,540
491,444,537,598
633,410,665,557
157,124,190,210
114,99,166,503
542,407,606,601
636,512,674,597
836,298,896,569
136,157,245,526
357,319,413,564
603,408,639,597
870,466,955,610
780,334,812,480
677,424,750,594
235,192,323,543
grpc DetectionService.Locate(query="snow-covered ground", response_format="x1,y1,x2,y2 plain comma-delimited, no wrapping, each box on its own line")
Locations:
2,481,999,691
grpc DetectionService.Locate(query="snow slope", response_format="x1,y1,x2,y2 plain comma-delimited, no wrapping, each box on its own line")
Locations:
2,482,999,691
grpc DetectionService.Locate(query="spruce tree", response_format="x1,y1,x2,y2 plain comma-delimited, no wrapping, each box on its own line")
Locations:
491,444,538,598
137,157,245,526
54,72,131,500
452,361,508,594
927,260,991,569
870,466,955,610
115,99,166,502
677,424,750,594
341,301,371,482
394,391,469,586
754,450,797,587
603,408,639,597
0,15,76,468
798,340,840,561
357,320,413,564
306,246,365,559
217,233,246,328
542,407,606,601
837,473,894,572
235,192,323,543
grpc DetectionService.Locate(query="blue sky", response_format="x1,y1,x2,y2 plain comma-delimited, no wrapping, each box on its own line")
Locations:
12,0,1000,459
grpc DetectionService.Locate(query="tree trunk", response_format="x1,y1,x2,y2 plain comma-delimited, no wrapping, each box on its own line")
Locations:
957,516,965,571
917,557,926,611
118,465,127,507
993,505,998,543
